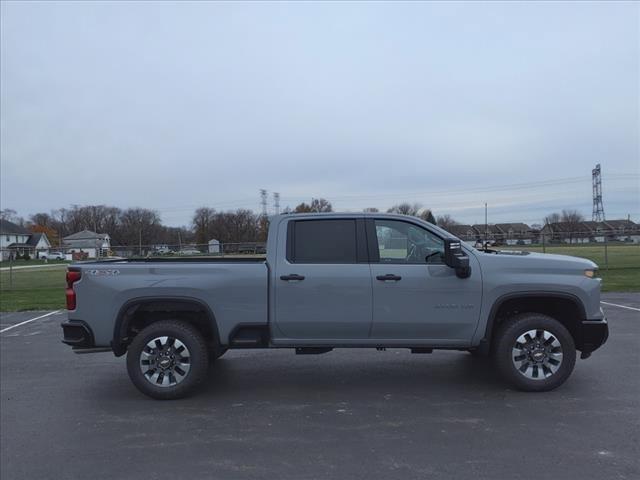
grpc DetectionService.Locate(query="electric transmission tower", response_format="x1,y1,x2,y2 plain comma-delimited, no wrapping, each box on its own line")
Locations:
273,192,280,215
260,189,268,217
592,164,605,222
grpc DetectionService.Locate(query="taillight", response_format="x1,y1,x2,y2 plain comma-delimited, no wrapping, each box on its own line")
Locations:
66,270,81,310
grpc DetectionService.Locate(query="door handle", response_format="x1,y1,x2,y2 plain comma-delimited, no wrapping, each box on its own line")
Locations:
280,274,305,281
376,274,402,281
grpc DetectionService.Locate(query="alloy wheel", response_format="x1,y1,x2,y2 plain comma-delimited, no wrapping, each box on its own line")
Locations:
139,336,191,387
511,329,563,380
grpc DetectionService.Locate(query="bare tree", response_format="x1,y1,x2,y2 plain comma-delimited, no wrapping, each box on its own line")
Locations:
29,212,54,228
363,207,379,213
561,209,585,244
0,209,24,225
560,209,585,224
544,212,561,225
294,202,312,213
418,209,436,224
294,198,333,213
192,207,217,246
436,215,459,230
310,198,332,212
387,202,422,216
116,208,162,249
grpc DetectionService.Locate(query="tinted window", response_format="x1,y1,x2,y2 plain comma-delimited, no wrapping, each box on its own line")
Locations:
293,220,357,263
375,219,444,264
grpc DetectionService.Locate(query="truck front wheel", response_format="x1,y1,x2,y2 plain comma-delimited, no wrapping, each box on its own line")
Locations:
126,320,209,400
493,313,576,392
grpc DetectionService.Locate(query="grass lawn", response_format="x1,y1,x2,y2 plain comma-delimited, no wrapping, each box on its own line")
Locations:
0,245,637,311
0,265,67,311
501,244,640,292
2,259,70,267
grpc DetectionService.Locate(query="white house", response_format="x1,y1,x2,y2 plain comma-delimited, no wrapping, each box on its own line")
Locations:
29,233,52,257
63,230,111,259
0,219,52,261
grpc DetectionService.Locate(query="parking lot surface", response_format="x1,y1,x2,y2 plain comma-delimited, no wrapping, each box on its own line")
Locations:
1,294,638,480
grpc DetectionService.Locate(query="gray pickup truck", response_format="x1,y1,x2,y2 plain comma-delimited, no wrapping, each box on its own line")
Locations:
62,213,608,399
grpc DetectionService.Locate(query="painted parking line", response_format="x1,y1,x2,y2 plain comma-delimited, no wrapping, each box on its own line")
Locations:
601,301,640,312
0,310,63,334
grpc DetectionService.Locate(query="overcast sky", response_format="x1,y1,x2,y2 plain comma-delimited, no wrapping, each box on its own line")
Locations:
1,1,638,226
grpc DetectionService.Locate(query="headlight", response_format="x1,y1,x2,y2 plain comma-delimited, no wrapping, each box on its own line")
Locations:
584,269,598,278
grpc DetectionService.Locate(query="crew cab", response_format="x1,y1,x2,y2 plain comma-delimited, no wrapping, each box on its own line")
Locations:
62,213,608,399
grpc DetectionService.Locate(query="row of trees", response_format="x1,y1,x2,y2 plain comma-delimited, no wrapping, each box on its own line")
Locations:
1,206,191,248
1,203,588,249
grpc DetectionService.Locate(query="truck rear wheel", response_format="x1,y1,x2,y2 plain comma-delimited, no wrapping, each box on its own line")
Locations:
126,320,209,400
493,313,576,392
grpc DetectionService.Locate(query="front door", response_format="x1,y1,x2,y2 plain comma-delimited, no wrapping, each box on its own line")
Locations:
273,218,373,340
368,218,482,344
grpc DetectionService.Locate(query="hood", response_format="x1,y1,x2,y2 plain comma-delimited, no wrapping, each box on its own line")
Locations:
472,249,598,272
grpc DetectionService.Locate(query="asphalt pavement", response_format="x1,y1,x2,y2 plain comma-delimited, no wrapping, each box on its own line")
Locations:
1,294,638,480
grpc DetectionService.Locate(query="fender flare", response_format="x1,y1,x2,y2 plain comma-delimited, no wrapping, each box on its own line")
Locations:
111,296,220,356
478,291,586,354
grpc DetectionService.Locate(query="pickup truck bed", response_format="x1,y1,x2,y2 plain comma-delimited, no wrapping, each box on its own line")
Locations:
69,260,268,351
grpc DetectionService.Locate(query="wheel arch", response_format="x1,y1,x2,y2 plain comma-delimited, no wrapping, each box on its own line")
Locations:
112,296,220,356
479,292,586,354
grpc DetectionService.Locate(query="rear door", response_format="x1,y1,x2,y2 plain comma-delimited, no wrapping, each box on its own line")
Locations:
368,218,482,344
273,218,373,340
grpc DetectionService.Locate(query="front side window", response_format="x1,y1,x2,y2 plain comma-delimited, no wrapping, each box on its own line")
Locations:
375,219,444,264
292,219,357,263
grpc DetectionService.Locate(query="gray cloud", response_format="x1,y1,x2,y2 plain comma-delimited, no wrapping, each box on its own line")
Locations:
1,1,638,225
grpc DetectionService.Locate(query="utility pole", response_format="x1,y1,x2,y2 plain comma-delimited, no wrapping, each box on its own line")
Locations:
273,192,280,215
484,202,488,248
592,164,605,221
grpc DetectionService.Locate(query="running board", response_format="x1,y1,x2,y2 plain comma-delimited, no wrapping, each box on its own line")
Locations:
295,347,333,355
410,348,433,354
73,347,112,354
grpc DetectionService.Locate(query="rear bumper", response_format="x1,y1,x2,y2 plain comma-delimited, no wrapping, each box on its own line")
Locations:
576,316,609,358
61,320,95,349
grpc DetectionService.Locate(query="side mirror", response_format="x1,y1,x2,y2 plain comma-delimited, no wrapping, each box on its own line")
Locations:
444,238,471,278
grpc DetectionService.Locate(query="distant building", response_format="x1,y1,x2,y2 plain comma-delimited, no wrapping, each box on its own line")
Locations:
472,224,502,245
208,239,221,254
28,233,52,257
443,225,477,243
541,219,639,244
495,223,534,245
63,230,111,258
0,219,51,261
603,220,640,242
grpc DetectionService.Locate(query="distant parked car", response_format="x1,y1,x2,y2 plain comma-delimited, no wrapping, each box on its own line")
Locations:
178,249,201,255
39,251,65,260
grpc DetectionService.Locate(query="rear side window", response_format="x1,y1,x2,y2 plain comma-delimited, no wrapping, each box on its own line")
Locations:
291,220,357,263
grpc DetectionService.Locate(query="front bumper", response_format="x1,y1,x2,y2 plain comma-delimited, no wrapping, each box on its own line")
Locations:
576,316,609,359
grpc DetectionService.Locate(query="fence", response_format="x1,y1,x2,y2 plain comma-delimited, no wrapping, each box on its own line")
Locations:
1,236,638,310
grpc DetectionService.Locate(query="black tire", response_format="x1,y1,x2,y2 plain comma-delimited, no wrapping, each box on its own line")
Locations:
493,312,576,392
126,320,209,400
